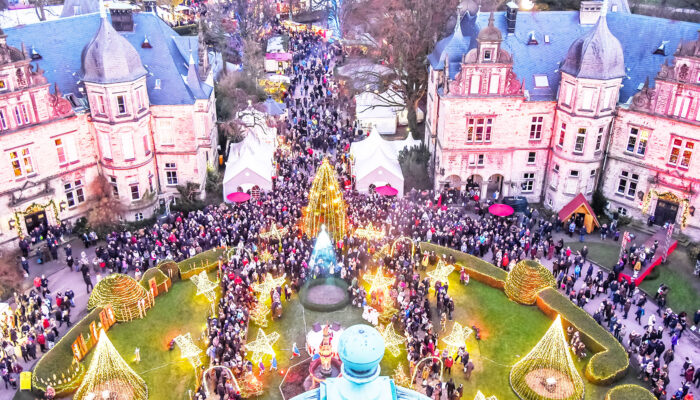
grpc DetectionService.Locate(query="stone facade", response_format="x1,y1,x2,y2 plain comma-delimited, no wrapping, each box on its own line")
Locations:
426,7,700,237
0,12,217,247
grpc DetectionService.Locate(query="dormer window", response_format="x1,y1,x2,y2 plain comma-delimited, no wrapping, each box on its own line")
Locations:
528,31,538,45
534,75,549,88
653,41,667,55
484,50,492,61
116,95,127,114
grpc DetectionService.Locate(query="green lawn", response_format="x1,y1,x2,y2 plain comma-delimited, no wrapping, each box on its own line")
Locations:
566,241,699,315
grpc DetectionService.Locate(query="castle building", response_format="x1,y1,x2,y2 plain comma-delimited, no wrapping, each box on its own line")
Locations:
0,5,217,246
426,1,700,236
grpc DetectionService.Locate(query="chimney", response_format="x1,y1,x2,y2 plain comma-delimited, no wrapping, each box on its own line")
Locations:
143,0,156,13
579,0,603,25
110,6,134,32
506,1,518,35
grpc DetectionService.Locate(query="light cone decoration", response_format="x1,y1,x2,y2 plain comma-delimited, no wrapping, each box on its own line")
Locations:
74,330,147,400
303,158,346,242
509,315,584,400
504,260,557,305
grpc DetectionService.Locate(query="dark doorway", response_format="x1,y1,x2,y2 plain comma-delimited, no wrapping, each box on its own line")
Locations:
24,210,46,233
654,200,679,226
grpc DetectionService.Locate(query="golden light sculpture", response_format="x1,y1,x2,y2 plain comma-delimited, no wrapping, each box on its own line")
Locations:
246,329,281,363
390,236,415,257
249,301,271,328
87,274,149,321
239,371,264,398
224,246,237,263
392,364,412,388
426,260,455,286
260,249,274,264
190,271,219,303
354,222,385,241
442,322,473,356
259,223,289,242
174,332,204,369
364,266,394,296
378,324,405,357
303,158,347,242
379,301,398,325
74,330,148,400
252,273,286,304
475,391,499,400
504,260,557,305
373,243,391,261
509,315,584,400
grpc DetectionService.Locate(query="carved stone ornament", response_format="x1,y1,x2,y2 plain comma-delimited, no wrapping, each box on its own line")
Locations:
505,69,522,94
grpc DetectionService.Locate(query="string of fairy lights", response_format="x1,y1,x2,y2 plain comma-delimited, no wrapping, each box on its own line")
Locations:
303,158,347,242
86,274,150,322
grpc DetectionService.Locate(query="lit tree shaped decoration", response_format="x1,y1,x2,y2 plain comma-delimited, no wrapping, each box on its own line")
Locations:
259,249,274,264
259,223,289,242
474,391,499,400
245,328,281,363
427,260,455,286
239,371,264,398
378,324,405,357
354,222,385,241
304,158,346,242
509,315,584,400
392,363,412,388
442,322,473,356
252,273,286,305
364,266,394,297
249,301,271,328
74,330,148,400
190,271,219,303
174,332,204,369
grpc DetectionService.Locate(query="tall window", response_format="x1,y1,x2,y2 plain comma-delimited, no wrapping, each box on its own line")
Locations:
0,109,7,130
617,170,639,198
54,136,78,164
121,134,135,160
587,169,597,194
672,96,691,119
13,107,22,125
488,75,499,94
527,151,536,164
159,119,174,145
466,118,492,143
20,104,30,124
574,128,586,154
469,75,480,94
668,138,694,169
530,116,543,140
9,148,34,177
96,95,106,114
595,127,604,152
626,127,649,156
99,133,112,159
116,95,127,114
135,89,143,110
580,89,594,110
64,179,85,207
562,84,573,106
165,162,178,185
55,138,66,164
522,172,535,193
602,87,615,110
109,176,119,197
558,123,566,147
130,183,140,201
564,170,579,194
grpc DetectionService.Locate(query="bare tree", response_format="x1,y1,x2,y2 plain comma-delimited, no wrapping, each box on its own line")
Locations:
87,175,125,231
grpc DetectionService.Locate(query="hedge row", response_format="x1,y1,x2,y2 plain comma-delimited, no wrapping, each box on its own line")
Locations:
177,248,225,279
31,307,103,396
156,260,180,282
605,384,655,400
419,242,507,288
139,268,172,294
537,287,629,384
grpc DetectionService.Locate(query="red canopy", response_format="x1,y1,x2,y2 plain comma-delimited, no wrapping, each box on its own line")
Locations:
226,192,251,203
488,203,514,217
375,185,398,196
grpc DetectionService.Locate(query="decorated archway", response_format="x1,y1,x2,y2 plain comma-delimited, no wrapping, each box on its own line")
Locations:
641,189,691,228
14,200,61,238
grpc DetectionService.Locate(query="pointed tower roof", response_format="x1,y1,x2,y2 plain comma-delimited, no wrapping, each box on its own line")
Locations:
509,315,584,400
185,51,205,98
80,6,147,84
560,15,625,80
477,12,502,42
74,330,148,400
427,8,471,74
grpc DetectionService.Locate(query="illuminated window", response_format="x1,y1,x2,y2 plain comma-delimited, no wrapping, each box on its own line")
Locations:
668,138,694,169
574,128,586,154
9,147,34,177
558,122,566,147
466,118,492,143
529,116,543,140
626,127,649,156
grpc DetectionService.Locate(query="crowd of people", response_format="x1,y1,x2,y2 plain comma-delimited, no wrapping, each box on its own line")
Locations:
0,16,697,400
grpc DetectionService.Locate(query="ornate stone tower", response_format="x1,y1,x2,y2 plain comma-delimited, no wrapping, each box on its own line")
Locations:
81,3,157,220
545,10,625,211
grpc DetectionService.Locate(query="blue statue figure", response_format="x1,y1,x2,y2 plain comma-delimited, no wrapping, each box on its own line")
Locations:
309,225,337,274
291,324,430,400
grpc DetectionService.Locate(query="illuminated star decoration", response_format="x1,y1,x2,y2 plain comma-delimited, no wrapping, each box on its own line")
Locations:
427,260,455,286
364,266,394,296
379,301,398,325
379,324,405,357
190,271,219,303
354,222,385,241
249,301,271,328
392,363,412,388
260,249,274,264
442,322,473,356
252,273,286,304
246,329,281,363
474,391,499,400
174,333,204,369
259,223,289,242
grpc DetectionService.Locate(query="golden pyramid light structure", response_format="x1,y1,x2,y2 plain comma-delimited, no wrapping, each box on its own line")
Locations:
74,330,147,400
304,158,346,242
504,259,557,305
509,315,584,400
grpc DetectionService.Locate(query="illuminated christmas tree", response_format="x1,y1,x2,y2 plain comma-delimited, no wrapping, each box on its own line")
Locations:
504,259,557,305
304,158,346,242
239,371,264,398
392,363,411,388
74,330,147,400
509,315,584,400
250,301,271,328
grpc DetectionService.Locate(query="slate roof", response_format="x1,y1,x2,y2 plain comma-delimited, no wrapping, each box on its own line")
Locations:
431,11,700,102
4,12,213,106
427,14,473,79
81,17,148,84
560,15,626,80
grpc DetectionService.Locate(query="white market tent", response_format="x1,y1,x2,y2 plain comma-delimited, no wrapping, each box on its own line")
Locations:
350,128,405,196
223,128,275,199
